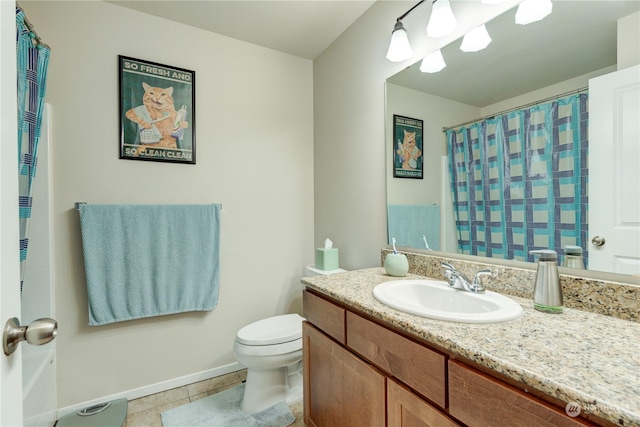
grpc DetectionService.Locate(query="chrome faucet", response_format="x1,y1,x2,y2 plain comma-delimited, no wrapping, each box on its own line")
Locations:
441,262,491,294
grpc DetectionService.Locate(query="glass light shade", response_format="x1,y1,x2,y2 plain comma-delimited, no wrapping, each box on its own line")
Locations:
481,0,506,3
460,25,492,52
386,22,412,62
426,0,457,38
515,0,553,25
420,49,446,73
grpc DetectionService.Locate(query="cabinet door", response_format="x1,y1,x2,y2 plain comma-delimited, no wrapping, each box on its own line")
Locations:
388,379,460,427
303,322,386,427
449,361,592,427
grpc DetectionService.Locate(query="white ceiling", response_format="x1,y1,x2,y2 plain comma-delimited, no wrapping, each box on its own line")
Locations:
108,0,376,59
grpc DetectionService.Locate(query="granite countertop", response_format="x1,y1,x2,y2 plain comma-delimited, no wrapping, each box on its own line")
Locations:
301,268,640,427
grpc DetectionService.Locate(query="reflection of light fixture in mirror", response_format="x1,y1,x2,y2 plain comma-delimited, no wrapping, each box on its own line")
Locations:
515,0,553,25
386,21,413,62
460,24,492,52
427,0,457,38
420,49,446,73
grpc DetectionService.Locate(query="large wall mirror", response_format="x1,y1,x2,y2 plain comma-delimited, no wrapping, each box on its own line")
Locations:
385,1,640,279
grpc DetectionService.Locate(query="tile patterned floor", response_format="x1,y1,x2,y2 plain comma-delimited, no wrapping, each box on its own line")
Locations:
123,369,305,426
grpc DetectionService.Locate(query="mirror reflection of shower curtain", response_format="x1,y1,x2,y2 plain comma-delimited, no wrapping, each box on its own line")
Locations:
16,7,51,293
446,94,588,265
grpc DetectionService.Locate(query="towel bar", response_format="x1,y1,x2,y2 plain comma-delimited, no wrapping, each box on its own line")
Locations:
74,202,222,210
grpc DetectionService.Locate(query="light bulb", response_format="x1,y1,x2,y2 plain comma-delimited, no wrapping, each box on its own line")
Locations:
386,22,412,62
460,25,492,52
515,0,553,25
427,0,457,38
420,50,446,73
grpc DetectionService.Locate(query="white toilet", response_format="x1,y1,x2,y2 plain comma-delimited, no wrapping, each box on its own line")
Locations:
233,313,305,413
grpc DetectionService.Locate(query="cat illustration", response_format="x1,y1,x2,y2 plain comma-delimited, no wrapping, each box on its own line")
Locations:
125,82,189,150
397,129,422,169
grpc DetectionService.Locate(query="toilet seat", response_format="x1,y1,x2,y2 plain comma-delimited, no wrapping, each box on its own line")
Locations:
236,314,304,346
234,337,302,357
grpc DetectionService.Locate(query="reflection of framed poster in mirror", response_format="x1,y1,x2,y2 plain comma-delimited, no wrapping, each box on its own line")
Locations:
393,115,423,179
119,55,196,164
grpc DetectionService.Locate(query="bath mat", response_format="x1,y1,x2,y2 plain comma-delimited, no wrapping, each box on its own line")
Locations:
160,384,295,427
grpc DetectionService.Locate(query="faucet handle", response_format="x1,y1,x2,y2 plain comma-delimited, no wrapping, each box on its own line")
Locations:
441,262,455,271
475,268,492,277
441,262,456,282
472,269,492,288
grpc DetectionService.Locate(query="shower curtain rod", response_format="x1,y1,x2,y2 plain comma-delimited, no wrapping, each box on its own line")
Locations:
16,3,50,50
441,86,588,133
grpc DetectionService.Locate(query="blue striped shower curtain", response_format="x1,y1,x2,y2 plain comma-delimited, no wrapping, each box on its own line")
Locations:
17,8,50,292
446,94,588,265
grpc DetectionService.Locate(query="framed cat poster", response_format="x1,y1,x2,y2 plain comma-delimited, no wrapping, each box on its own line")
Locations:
119,55,196,164
393,115,423,179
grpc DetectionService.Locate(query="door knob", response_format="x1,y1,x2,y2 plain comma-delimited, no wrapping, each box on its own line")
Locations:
3,317,57,356
591,236,606,247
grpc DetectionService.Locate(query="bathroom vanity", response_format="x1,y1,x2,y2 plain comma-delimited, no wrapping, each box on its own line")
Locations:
301,267,640,427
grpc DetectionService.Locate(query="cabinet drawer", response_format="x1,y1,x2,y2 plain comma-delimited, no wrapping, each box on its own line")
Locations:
346,311,447,408
449,361,592,427
303,290,345,344
388,379,460,427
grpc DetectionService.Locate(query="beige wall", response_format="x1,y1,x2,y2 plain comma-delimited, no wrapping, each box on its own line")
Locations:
21,1,314,409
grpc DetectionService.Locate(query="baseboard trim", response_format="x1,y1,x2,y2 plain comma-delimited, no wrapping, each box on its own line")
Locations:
56,362,244,419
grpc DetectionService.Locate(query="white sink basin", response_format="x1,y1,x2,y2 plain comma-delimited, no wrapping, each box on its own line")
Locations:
373,279,523,323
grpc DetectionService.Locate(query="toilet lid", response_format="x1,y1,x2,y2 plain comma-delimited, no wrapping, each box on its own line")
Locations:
236,314,304,346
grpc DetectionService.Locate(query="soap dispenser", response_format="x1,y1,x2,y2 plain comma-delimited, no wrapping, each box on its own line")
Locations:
529,250,563,313
563,245,585,269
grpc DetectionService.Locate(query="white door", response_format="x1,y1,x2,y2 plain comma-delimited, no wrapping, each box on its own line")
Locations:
589,65,640,274
1,1,25,426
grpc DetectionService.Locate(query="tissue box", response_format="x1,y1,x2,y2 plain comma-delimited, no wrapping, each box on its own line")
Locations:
315,248,339,271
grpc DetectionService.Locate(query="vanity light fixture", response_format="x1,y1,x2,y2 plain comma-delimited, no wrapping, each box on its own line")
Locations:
460,24,492,52
426,0,457,38
420,49,446,73
386,0,529,65
385,0,479,63
386,21,413,62
515,0,553,25
385,0,428,63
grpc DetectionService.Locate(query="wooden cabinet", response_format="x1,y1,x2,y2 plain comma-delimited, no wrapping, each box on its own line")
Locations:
388,379,460,427
448,361,590,427
303,290,597,427
303,322,386,427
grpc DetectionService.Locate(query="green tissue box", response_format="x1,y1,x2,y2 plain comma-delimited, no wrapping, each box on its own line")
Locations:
315,248,339,271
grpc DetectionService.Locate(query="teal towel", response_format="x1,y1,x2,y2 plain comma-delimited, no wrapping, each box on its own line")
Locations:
78,204,221,325
388,204,441,250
